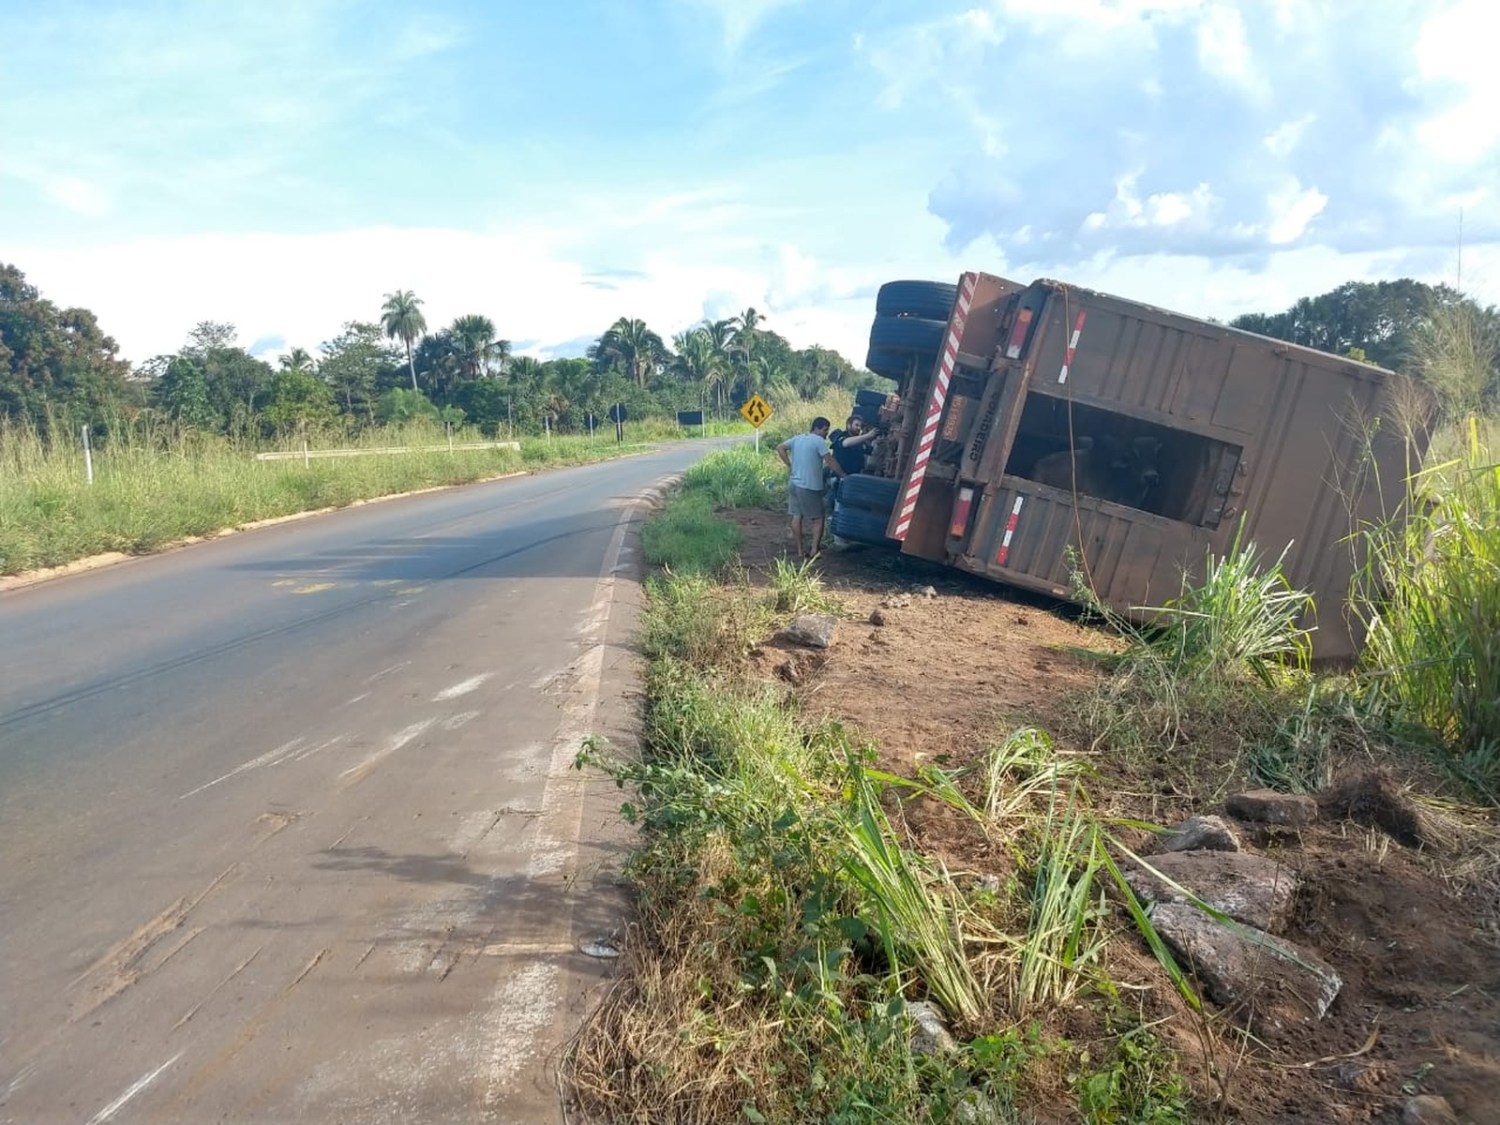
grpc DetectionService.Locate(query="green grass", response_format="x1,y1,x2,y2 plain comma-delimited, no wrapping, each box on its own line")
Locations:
0,416,719,575
1354,420,1500,792
568,453,1194,1122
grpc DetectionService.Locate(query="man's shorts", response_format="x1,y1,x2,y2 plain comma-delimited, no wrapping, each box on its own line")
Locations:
787,484,825,519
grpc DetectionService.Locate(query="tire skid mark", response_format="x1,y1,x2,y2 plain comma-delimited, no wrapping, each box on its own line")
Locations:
171,945,264,1032
69,865,238,1018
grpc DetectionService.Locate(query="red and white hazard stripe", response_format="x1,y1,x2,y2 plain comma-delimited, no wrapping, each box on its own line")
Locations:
1055,310,1087,384
995,496,1024,566
892,272,978,541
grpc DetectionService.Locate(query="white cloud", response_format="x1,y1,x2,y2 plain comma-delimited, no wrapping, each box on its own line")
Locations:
686,0,803,53
1265,180,1329,245
1412,0,1500,160
1262,113,1315,158
1195,3,1265,101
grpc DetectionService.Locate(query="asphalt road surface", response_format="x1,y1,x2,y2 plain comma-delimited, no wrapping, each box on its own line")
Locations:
0,440,728,1123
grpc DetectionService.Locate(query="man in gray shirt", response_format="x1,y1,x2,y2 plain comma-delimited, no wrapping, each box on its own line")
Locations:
776,416,844,561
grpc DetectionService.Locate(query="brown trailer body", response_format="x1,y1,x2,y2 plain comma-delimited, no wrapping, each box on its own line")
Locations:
879,274,1431,659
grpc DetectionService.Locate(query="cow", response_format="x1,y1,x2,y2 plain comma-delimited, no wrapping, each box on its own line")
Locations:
1032,434,1162,508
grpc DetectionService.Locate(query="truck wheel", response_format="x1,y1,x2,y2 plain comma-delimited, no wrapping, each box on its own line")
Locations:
876,280,958,321
838,473,900,514
832,505,898,546
869,314,946,354
865,346,917,380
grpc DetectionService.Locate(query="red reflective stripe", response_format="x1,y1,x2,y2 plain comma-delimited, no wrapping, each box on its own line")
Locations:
995,496,1024,565
1005,307,1033,359
949,486,975,539
893,272,977,540
1056,310,1087,385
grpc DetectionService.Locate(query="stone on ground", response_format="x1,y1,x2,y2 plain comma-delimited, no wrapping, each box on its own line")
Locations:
1226,788,1318,827
1126,849,1297,932
1402,1095,1458,1124
1149,901,1341,1035
906,1001,957,1056
1161,814,1241,853
781,613,837,649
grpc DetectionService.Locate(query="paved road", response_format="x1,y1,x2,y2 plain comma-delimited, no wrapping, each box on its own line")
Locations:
0,441,725,1123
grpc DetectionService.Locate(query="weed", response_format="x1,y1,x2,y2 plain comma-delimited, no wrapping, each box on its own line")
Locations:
770,555,839,615
1354,422,1500,792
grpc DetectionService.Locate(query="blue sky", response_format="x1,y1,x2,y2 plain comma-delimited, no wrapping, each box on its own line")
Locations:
3,0,1497,367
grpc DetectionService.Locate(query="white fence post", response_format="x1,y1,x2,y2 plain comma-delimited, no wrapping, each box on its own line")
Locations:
302,438,309,467
81,424,94,485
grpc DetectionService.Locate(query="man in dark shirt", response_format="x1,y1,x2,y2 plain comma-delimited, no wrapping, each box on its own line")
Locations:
829,414,878,477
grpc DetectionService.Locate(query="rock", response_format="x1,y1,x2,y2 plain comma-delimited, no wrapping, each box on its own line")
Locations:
916,585,938,598
1161,815,1241,853
905,1000,957,1056
1402,1096,1459,1124
881,593,912,608
1333,1060,1384,1093
781,613,837,649
1226,789,1318,828
953,1089,1004,1123
869,608,888,626
1149,902,1341,1035
1127,850,1297,931
973,874,1002,896
775,657,802,683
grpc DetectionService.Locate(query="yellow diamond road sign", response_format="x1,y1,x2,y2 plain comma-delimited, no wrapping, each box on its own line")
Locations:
740,394,773,428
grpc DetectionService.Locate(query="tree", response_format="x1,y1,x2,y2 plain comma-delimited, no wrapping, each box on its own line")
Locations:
264,367,336,434
279,347,315,373
672,327,724,411
449,314,510,383
176,325,271,438
0,262,137,429
320,321,396,424
1229,279,1466,373
376,386,439,424
150,357,216,429
380,290,427,393
593,317,666,388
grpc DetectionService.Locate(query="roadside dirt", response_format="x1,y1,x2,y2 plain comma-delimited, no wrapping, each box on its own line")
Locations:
730,507,1500,1124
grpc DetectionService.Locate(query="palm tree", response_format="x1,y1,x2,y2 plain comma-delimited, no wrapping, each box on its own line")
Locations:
508,355,543,388
673,327,726,412
279,347,314,373
380,290,427,393
449,315,510,382
597,317,666,388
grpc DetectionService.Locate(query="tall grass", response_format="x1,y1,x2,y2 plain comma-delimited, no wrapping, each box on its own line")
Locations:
1078,524,1333,794
0,415,706,575
1355,421,1500,790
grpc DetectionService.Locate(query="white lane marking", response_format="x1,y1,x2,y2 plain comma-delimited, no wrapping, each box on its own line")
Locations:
342,692,370,707
364,660,410,684
481,962,561,1110
86,1052,183,1125
179,739,305,799
441,710,481,732
481,492,637,1085
432,673,493,702
4,1062,35,1102
338,719,437,783
292,734,347,762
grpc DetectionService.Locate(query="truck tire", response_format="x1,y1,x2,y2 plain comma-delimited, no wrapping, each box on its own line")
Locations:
837,473,900,514
865,345,916,380
832,504,898,546
869,314,946,355
876,280,958,322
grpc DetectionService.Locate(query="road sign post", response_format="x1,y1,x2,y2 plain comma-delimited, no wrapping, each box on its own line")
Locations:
739,394,773,454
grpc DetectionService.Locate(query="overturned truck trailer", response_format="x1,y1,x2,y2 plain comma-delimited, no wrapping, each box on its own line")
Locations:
843,274,1432,660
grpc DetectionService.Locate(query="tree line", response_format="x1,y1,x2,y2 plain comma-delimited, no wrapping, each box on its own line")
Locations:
4,260,1495,442
0,263,863,441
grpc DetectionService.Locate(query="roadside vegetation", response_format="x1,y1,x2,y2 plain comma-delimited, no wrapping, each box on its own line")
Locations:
569,416,1197,1122
574,306,1497,1118
1,261,887,575
0,415,746,575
